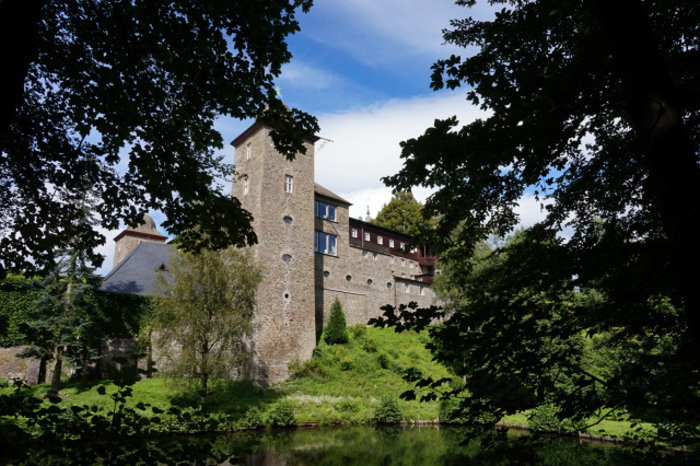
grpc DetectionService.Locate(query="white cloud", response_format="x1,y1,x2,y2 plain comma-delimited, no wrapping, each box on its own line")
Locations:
314,92,486,195
514,195,550,229
304,0,495,66
279,61,345,89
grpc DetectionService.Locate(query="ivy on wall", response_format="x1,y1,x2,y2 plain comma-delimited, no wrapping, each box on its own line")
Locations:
0,275,152,347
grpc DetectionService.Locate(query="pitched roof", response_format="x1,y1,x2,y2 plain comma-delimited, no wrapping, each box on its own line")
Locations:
100,242,175,296
314,183,352,205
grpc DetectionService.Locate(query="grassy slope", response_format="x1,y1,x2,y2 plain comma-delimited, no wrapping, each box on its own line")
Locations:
4,326,651,437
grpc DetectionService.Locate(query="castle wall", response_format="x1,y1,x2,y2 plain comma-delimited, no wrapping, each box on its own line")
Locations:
314,200,436,331
232,126,317,384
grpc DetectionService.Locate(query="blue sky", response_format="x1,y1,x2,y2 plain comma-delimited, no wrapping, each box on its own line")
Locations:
96,0,547,274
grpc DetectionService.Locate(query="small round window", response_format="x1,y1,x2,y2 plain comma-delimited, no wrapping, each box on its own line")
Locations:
323,270,330,278
282,254,292,262
346,275,352,282
283,215,293,224
283,292,290,300
367,279,373,285
387,282,393,288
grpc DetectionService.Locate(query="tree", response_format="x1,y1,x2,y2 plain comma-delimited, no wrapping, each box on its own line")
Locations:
0,0,319,275
378,0,700,444
372,191,435,239
19,186,108,395
323,298,348,345
152,247,262,404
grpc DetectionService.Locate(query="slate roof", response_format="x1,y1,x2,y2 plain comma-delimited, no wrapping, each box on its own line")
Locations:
314,183,351,205
100,242,174,296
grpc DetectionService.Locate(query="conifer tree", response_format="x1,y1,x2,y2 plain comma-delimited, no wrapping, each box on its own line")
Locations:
323,298,348,345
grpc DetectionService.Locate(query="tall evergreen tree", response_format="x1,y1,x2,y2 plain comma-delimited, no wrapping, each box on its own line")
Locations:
323,299,348,345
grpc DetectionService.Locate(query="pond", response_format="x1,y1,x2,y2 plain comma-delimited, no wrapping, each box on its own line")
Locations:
17,425,695,465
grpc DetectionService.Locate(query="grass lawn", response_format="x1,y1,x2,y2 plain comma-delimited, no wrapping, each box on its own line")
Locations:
2,326,655,439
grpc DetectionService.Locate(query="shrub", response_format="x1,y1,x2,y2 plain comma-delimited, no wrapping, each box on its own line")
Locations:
289,357,326,378
339,357,352,371
377,352,390,369
361,338,378,353
239,407,265,430
266,404,296,428
439,397,471,424
348,323,367,339
528,404,587,433
323,298,348,345
373,396,402,424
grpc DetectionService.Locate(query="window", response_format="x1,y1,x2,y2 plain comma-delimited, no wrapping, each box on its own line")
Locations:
364,232,370,241
372,253,378,260
420,286,425,296
367,279,373,285
362,250,369,258
390,256,395,264
351,228,358,238
401,259,406,267
284,175,293,193
246,143,251,160
314,231,337,255
409,262,414,268
399,242,405,249
314,201,336,221
389,239,395,248
405,283,410,293
411,247,418,254
377,236,383,245
243,177,249,195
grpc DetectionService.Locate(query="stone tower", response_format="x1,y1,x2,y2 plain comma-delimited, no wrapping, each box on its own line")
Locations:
112,214,167,267
231,122,318,384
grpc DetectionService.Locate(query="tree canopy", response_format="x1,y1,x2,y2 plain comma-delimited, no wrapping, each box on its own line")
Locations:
0,0,318,275
377,0,700,445
372,191,435,239
153,247,262,402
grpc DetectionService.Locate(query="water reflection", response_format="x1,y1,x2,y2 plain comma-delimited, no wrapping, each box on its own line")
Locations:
19,425,696,465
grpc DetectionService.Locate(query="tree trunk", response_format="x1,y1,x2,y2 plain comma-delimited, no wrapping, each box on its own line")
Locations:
146,328,153,378
591,0,700,354
37,356,47,384
200,340,209,406
48,347,63,397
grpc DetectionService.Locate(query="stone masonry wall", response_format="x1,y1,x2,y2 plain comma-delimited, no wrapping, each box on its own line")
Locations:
232,126,317,384
314,200,437,331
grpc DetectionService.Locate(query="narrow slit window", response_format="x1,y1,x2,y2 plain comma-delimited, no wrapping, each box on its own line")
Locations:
284,175,293,193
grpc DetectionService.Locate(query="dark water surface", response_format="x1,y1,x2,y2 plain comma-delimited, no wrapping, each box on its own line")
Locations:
17,425,697,465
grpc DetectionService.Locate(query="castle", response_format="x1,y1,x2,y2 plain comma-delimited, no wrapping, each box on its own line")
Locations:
103,121,438,383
